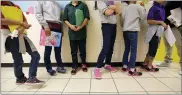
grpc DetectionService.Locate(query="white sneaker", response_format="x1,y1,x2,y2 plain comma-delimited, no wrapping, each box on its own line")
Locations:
157,62,171,67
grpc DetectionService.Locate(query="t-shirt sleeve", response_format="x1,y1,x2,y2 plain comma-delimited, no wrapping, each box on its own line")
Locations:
97,1,108,15
147,6,155,20
63,5,69,21
83,3,90,20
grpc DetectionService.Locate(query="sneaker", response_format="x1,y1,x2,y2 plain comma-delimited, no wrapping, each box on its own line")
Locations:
82,64,88,72
121,67,128,72
179,71,182,75
71,69,77,75
93,68,101,79
48,70,56,76
128,69,142,76
104,65,117,73
25,77,45,85
157,62,171,67
56,67,66,73
16,76,27,84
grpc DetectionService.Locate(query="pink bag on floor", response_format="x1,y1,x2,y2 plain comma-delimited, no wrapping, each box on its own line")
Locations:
39,29,62,47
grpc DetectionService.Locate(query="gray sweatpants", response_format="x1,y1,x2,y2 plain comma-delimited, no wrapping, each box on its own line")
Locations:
163,27,182,68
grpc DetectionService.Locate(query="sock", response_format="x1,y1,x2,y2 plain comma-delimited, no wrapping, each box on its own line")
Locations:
130,68,135,72
123,65,127,68
148,66,152,69
105,64,110,67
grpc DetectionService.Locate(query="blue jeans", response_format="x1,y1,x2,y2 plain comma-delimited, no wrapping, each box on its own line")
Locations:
97,23,116,68
122,31,138,68
5,36,40,79
44,37,63,71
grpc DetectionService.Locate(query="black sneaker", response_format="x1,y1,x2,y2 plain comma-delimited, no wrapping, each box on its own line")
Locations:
71,69,77,75
128,70,142,76
121,67,128,72
16,76,27,84
25,77,45,85
48,70,56,76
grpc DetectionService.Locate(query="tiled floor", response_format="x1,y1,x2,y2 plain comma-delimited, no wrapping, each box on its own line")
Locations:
1,63,181,95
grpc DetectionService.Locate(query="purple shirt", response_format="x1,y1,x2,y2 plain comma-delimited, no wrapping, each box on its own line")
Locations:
147,2,165,21
107,0,114,5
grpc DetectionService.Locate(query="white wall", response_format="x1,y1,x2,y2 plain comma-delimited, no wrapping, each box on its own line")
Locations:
1,1,153,63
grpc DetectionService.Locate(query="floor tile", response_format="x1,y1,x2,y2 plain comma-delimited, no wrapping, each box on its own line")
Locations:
62,92,89,94
8,91,35,94
171,63,180,69
92,69,112,79
51,67,72,79
1,79,20,91
147,92,177,94
158,78,181,91
63,79,90,93
133,71,154,78
36,68,52,79
111,71,133,78
135,78,172,92
1,78,10,83
149,70,174,78
90,93,118,95
71,68,91,79
38,79,69,92
35,91,62,94
114,78,145,92
162,68,181,78
90,79,117,93
119,92,147,94
13,79,48,92
1,70,14,79
1,92,9,94
177,92,182,94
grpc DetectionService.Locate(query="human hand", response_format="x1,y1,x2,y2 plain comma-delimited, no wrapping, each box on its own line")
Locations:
22,22,31,29
70,25,77,31
161,22,168,29
44,27,51,36
75,26,82,31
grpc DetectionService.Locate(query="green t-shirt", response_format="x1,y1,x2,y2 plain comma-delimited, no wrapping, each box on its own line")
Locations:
63,1,90,40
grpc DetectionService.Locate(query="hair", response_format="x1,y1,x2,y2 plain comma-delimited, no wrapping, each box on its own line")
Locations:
94,1,98,10
122,1,129,5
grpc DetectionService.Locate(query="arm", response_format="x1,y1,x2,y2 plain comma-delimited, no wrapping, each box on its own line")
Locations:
97,1,115,16
1,18,23,25
63,5,77,31
35,1,49,29
138,5,147,22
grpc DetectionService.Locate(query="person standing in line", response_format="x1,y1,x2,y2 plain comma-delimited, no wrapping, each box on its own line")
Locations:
35,1,66,76
93,1,118,79
141,1,167,72
63,1,90,75
157,1,182,75
1,1,44,84
121,1,146,76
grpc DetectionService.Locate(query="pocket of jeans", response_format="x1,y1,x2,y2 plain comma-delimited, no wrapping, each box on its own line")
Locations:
128,33,137,40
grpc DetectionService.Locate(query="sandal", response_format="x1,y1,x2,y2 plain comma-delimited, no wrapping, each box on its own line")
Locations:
145,66,159,72
82,64,88,72
71,69,77,75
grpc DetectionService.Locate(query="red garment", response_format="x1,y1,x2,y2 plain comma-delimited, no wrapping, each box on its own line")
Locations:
1,1,27,29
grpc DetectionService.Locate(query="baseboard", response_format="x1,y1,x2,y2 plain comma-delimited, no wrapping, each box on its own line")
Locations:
1,62,143,67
